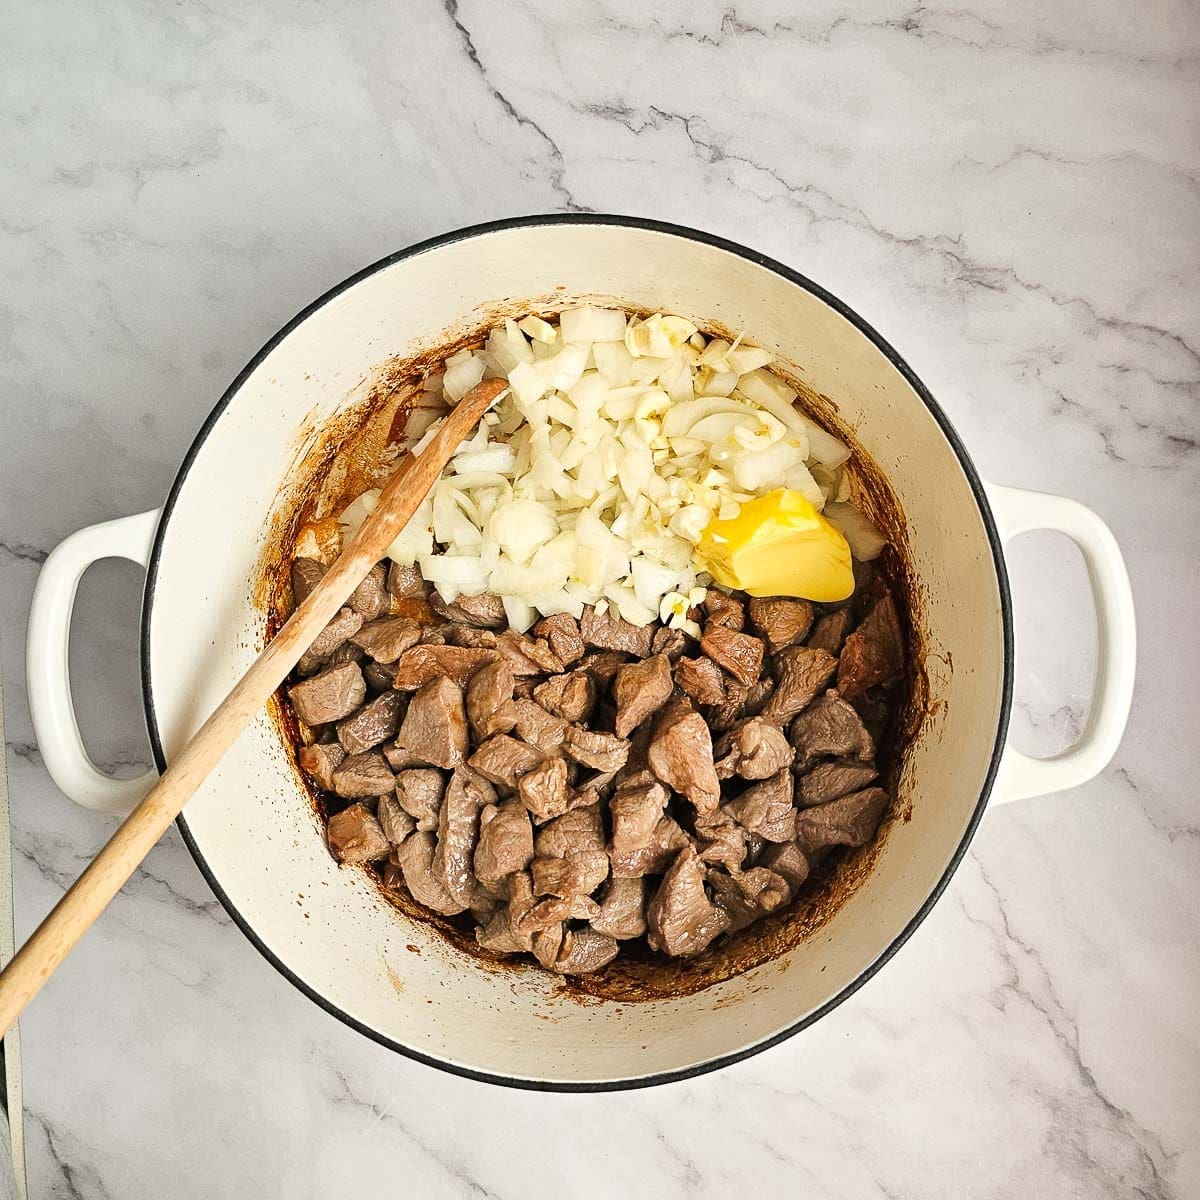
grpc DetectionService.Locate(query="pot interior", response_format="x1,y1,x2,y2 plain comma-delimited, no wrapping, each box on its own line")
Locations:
146,220,1007,1086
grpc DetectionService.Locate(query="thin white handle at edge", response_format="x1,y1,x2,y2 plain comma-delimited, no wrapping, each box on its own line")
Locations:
985,483,1136,804
26,511,162,815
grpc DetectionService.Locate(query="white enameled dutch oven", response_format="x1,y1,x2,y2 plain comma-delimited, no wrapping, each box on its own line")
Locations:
26,216,1136,1090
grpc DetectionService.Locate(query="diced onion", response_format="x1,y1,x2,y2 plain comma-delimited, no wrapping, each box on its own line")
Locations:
824,501,887,560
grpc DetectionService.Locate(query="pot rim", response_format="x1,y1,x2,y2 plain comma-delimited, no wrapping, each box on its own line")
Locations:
140,212,1014,1092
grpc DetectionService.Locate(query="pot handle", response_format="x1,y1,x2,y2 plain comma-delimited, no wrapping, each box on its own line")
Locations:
27,511,162,815
985,483,1136,804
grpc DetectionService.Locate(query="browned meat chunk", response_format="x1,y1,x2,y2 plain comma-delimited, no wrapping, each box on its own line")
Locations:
394,768,445,831
580,605,655,656
533,671,597,723
590,877,648,939
760,646,838,724
726,770,797,842
533,613,585,665
474,800,534,885
327,802,389,864
395,676,467,768
799,760,879,806
692,812,746,871
396,830,464,915
469,734,544,791
612,654,673,738
383,741,424,771
516,894,601,937
531,853,609,898
377,793,416,845
348,563,389,620
363,659,398,693
386,561,427,599
289,662,366,726
838,593,904,699
432,767,495,908
609,782,669,856
648,698,720,812
577,650,631,686
351,617,422,663
495,630,564,675
530,922,565,965
331,750,395,798
298,742,345,791
705,681,749,733
714,718,794,781
518,756,571,822
789,691,875,769
336,690,404,755
291,557,326,606
610,815,690,878
795,787,889,852
675,656,727,706
701,625,764,687
465,659,516,741
703,589,745,630
550,928,619,974
574,768,618,808
759,841,811,890
709,866,790,931
748,597,814,651
806,608,854,657
534,804,605,859
650,625,689,661
430,590,507,628
564,727,630,772
476,872,536,953
444,624,498,649
509,699,569,753
393,645,499,690
646,846,731,957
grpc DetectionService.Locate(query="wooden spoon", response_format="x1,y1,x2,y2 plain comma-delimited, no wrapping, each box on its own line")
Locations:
0,377,508,1037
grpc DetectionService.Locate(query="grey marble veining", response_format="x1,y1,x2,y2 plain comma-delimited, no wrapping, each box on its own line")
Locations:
2,1,1198,1196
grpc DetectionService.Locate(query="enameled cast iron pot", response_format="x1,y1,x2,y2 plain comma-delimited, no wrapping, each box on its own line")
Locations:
27,216,1136,1090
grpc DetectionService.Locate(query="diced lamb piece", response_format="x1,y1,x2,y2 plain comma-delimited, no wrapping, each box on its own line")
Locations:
363,660,397,693
577,650,631,687
574,768,619,808
330,750,395,798
394,676,467,769
610,815,691,879
705,681,750,733
516,896,598,937
692,811,746,871
348,563,389,620
533,671,597,723
650,625,689,661
798,760,879,807
298,742,345,791
530,922,565,967
377,793,416,845
444,624,498,649
703,589,745,631
386,561,427,599
759,647,838,724
838,593,904,699
351,617,422,663
550,928,619,975
674,656,727,706
394,768,446,831
469,734,544,791
518,756,571,822
326,802,390,864
590,877,648,940
495,630,565,675
806,608,854,657
708,866,791,932
430,589,507,629
701,625,765,687
531,853,609,898
509,699,569,753
383,741,425,771
396,830,464,915
336,690,404,755
609,782,669,856
647,698,721,812
392,645,499,690
431,767,495,908
290,662,367,726
579,605,655,656
466,659,517,741
725,770,797,843
474,800,534,886
476,873,536,953
795,787,889,852
646,846,731,957
419,625,451,646
747,597,814,651
759,841,811,891
612,653,673,738
533,613,586,666
744,675,775,717
328,640,364,666
788,691,875,770
564,727,630,773
291,557,327,606
534,804,605,859
713,718,794,781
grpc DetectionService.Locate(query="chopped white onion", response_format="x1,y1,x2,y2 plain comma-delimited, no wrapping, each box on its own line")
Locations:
824,501,887,560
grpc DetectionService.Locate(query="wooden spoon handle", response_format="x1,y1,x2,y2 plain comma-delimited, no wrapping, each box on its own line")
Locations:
0,378,506,1037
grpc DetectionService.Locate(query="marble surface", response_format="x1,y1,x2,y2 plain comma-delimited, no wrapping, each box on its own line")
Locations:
2,0,1198,1195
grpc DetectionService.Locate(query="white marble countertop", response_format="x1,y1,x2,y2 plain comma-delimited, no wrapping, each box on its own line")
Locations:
3,1,1198,1196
